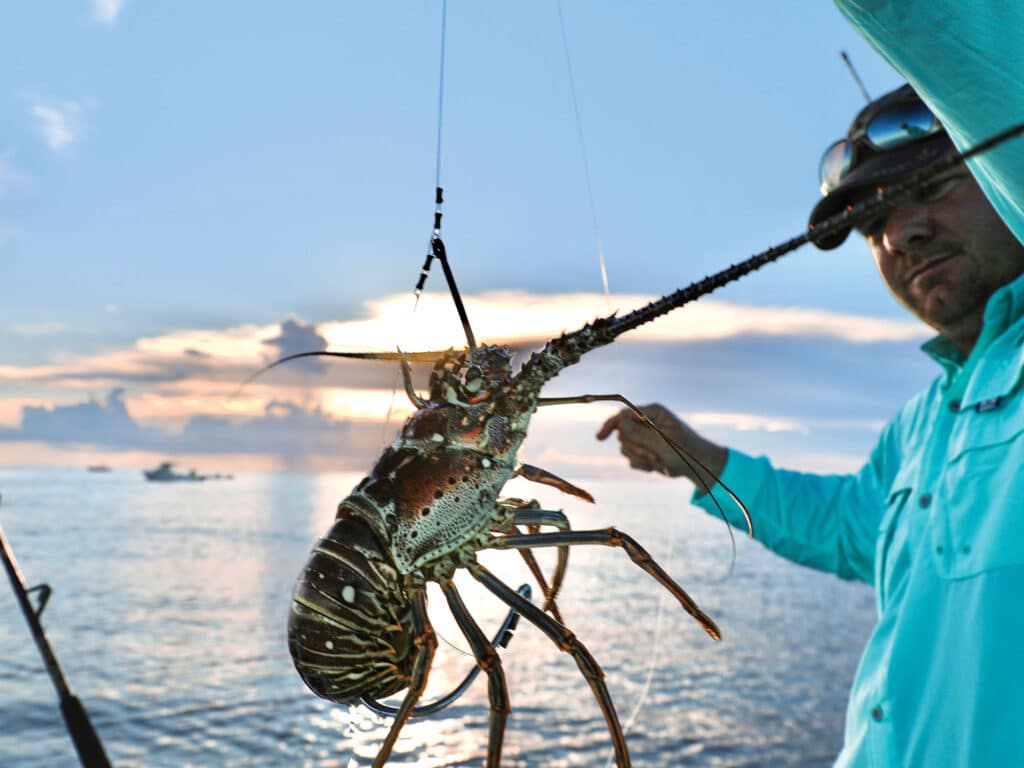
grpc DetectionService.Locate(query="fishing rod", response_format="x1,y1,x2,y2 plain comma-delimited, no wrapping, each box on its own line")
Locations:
0,496,112,768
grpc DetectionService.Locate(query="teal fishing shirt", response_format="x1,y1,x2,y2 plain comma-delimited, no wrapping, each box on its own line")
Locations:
692,3,1024,764
694,272,1024,765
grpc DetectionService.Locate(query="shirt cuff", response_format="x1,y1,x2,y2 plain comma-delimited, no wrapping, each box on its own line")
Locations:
689,448,770,531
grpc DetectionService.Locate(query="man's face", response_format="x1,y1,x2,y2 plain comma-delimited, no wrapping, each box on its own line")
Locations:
859,170,1024,353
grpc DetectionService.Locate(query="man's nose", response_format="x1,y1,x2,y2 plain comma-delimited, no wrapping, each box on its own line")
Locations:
882,203,933,255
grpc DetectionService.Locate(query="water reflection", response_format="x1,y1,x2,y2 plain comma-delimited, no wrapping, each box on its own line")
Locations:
0,467,873,767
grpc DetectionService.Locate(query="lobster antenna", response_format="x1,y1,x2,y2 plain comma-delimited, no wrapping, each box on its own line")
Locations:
229,349,449,400
596,119,1024,344
840,50,871,103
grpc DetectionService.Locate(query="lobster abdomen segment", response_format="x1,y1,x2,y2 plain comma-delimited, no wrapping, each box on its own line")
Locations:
288,517,414,702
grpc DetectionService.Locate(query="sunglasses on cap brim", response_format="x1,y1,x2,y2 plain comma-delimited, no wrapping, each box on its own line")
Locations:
818,101,943,196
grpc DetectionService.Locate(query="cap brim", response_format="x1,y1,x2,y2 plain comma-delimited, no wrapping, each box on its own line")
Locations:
808,133,956,250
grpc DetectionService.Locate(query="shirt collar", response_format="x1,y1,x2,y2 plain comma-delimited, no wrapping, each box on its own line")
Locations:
921,271,1024,401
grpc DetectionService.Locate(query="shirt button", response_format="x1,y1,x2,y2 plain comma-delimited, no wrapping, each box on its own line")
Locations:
871,705,884,721
949,399,961,412
918,494,932,508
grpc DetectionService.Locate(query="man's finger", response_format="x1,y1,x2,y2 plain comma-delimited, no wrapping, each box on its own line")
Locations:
596,409,630,440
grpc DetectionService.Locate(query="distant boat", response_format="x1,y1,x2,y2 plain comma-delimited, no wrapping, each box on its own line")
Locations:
143,462,232,482
87,465,112,473
143,462,207,482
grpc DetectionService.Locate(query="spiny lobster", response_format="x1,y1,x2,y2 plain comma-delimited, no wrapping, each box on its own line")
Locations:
276,232,767,768
266,124,1024,768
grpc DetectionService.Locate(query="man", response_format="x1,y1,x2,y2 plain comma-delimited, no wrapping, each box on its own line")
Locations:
597,83,1024,765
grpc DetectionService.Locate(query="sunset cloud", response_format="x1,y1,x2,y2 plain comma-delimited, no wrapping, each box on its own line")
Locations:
0,294,926,391
0,293,936,470
320,291,928,352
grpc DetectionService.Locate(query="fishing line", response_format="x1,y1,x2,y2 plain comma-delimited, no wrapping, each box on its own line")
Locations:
556,0,611,308
411,0,449,309
434,0,448,196
383,0,450,444
557,1,672,750
398,0,479,660
603,503,677,768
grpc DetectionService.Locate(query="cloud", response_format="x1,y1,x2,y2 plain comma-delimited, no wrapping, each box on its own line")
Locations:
619,297,928,344
92,0,126,25
262,317,329,373
0,317,420,395
8,321,66,336
319,291,929,352
0,294,939,471
14,388,146,446
0,388,381,462
32,101,83,152
0,296,927,395
177,401,353,457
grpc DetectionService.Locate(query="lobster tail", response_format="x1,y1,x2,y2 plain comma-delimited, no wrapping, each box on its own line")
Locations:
288,517,415,702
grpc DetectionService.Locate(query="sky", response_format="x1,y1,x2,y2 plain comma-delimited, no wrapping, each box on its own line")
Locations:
0,1,941,476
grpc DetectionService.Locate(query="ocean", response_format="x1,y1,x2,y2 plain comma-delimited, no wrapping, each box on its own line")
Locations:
0,465,875,767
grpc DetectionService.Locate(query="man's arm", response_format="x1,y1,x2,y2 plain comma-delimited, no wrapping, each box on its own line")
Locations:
598,403,893,583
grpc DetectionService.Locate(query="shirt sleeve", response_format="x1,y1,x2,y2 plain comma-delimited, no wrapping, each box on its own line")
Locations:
690,423,901,584
834,0,1024,245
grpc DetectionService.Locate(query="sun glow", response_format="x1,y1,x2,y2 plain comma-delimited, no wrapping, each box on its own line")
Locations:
318,289,928,353
320,389,417,423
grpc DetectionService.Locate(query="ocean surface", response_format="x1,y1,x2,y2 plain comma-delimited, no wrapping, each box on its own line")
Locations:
0,465,876,767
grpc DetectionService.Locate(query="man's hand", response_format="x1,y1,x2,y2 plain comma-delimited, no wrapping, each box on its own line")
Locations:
596,403,727,489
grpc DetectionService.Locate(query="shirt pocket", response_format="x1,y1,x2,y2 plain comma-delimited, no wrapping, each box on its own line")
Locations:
875,479,915,612
939,403,1024,579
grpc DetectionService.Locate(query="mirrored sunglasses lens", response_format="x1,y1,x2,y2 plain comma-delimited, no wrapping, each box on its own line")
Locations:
819,140,852,195
866,103,937,149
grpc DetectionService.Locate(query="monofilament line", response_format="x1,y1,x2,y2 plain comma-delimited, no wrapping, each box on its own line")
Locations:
604,506,677,768
392,0,449,437
413,0,449,304
557,0,611,308
434,0,448,193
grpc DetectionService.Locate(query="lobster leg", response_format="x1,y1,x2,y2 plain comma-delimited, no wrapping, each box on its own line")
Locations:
372,587,437,768
441,579,510,768
467,559,632,768
510,505,571,619
514,463,595,503
514,544,565,624
484,528,722,641
499,500,570,621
